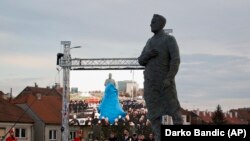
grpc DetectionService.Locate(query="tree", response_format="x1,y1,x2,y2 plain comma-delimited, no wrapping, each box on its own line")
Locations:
212,104,227,125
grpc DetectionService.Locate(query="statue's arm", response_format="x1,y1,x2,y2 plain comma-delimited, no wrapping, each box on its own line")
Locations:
112,79,116,87
104,79,107,86
138,39,158,66
166,36,180,81
138,46,148,66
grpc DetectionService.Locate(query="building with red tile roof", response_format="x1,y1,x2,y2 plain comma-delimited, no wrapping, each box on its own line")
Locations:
0,91,11,100
162,108,192,125
0,96,33,141
229,108,250,124
12,86,62,141
0,91,4,97
14,94,62,124
0,98,33,123
191,109,248,124
15,86,61,99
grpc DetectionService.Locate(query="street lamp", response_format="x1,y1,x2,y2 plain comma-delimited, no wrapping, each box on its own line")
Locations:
71,46,81,49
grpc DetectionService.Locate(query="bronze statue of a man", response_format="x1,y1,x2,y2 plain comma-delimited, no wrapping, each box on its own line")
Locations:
138,14,183,141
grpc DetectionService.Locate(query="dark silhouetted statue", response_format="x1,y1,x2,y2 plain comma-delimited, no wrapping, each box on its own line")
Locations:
138,14,183,141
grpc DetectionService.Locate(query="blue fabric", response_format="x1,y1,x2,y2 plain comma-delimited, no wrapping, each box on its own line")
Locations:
98,83,126,124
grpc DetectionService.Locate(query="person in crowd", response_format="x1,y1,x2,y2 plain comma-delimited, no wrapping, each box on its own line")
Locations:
147,133,155,141
6,129,18,141
109,132,118,141
121,129,132,141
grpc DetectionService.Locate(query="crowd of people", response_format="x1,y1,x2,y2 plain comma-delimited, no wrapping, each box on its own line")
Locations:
69,100,89,113
71,73,156,140
73,99,155,141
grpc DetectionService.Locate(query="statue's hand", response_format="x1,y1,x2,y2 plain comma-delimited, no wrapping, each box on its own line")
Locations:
149,49,159,57
163,79,171,88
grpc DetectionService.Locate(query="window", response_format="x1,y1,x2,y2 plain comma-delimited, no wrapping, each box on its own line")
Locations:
15,128,26,138
49,130,57,140
186,115,191,122
70,131,76,140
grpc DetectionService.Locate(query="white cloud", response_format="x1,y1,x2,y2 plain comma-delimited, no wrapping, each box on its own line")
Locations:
70,70,144,92
182,97,250,111
0,53,54,70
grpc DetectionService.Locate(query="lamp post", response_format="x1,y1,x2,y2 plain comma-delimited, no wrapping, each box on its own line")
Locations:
60,41,81,141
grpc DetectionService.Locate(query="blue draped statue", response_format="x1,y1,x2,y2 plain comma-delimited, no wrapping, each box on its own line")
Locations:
98,83,126,124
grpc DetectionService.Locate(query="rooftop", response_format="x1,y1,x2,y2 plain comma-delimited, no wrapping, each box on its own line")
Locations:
13,86,62,124
0,97,33,123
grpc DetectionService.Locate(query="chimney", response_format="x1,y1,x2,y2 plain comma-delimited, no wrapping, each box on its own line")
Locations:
55,83,60,89
196,108,200,116
224,113,227,118
202,111,205,116
208,111,211,117
10,88,12,99
34,82,38,87
235,112,238,118
229,112,233,118
36,93,42,100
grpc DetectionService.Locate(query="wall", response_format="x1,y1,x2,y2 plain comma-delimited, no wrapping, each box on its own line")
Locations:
17,104,45,141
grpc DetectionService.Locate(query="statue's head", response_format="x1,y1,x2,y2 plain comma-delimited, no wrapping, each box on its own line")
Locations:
109,73,112,78
150,14,166,34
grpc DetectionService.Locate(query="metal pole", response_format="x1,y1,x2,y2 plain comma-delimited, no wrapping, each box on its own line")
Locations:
61,41,71,141
131,70,134,100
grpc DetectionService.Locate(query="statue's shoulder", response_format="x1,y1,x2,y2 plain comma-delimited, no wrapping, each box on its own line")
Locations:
145,37,152,45
163,34,177,43
163,33,175,39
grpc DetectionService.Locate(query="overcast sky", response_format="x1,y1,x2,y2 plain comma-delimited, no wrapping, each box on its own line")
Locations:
1,0,250,111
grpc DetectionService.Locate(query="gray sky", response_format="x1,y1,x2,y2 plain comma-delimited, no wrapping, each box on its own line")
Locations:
1,0,250,111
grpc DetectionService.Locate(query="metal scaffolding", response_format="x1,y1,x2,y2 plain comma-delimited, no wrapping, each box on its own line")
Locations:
69,58,144,70
58,41,144,141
